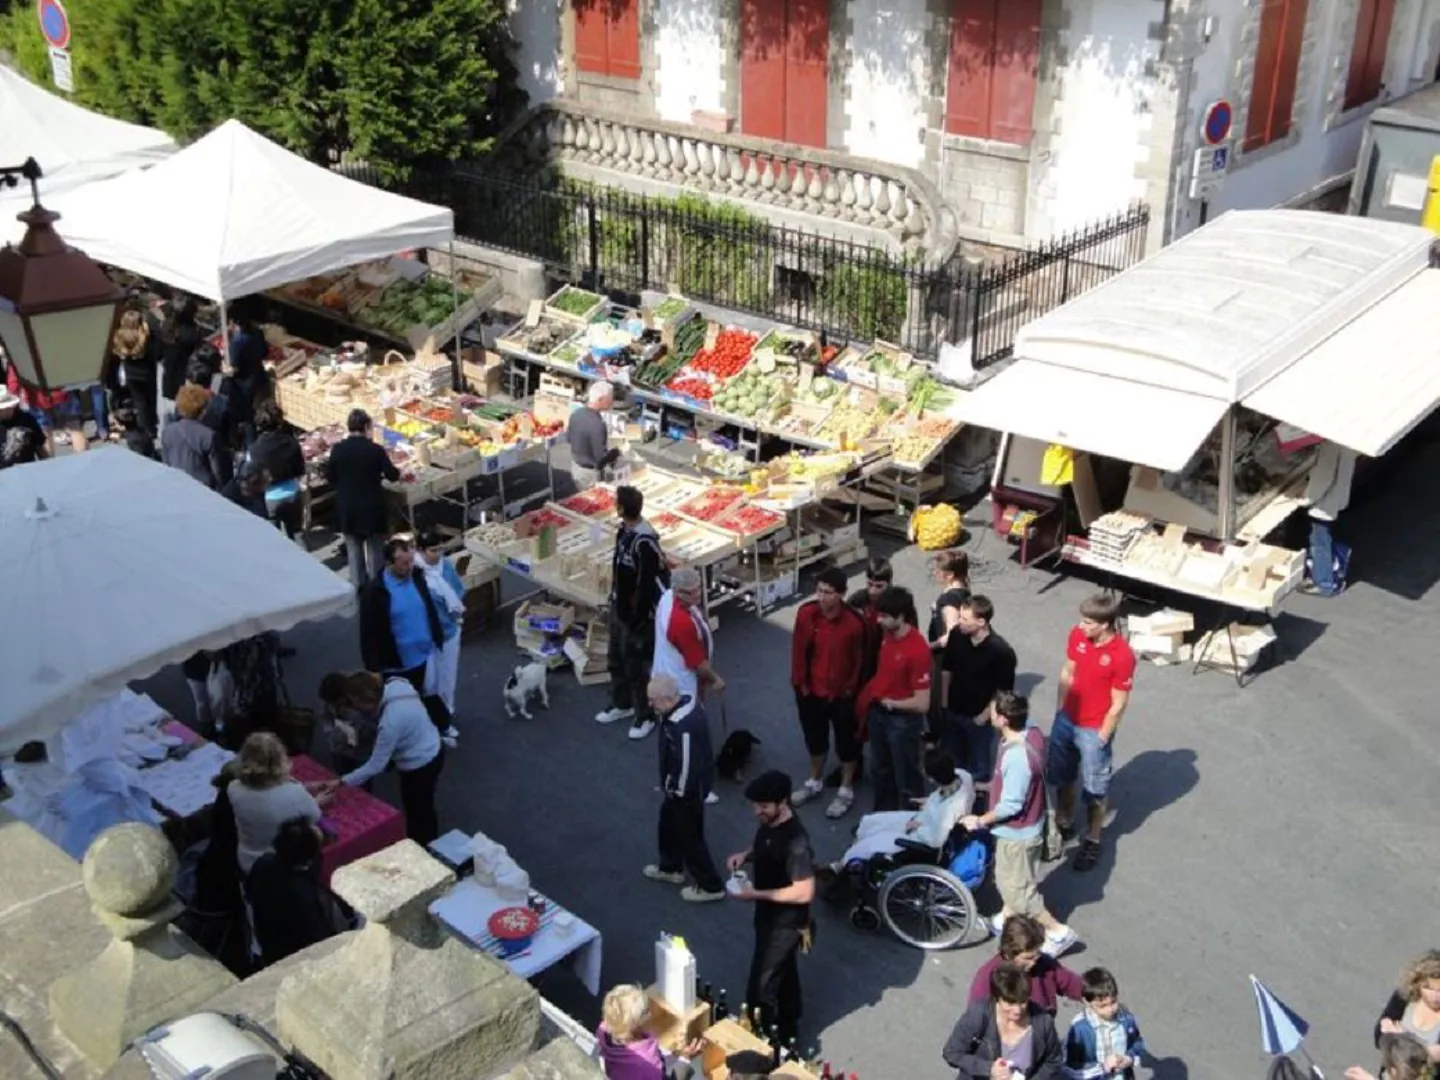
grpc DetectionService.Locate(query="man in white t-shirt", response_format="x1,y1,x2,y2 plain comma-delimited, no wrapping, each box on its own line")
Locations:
649,568,724,738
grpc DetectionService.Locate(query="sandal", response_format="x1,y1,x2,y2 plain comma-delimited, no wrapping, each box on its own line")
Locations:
1073,839,1102,872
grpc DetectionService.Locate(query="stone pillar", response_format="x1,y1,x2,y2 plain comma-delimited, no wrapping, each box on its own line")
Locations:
49,824,237,1069
276,840,541,1080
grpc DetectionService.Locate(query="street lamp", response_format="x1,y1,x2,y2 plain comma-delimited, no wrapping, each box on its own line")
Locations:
0,158,124,393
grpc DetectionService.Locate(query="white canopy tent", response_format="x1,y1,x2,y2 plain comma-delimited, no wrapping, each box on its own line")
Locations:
49,119,454,303
0,451,357,752
0,64,175,238
957,209,1440,537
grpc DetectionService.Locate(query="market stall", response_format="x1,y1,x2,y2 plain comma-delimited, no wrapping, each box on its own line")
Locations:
0,65,175,240
495,287,967,498
38,119,468,373
962,209,1440,675
0,451,355,749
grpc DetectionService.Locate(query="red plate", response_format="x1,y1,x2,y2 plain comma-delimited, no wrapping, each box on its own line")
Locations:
488,905,540,940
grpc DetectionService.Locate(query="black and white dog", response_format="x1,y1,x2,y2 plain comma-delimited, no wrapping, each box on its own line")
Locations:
503,659,550,720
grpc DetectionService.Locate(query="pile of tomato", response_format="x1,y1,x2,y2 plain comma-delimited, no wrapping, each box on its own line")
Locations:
665,374,714,403
688,329,756,380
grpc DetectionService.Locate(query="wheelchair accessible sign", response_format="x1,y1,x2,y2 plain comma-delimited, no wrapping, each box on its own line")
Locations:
37,0,74,92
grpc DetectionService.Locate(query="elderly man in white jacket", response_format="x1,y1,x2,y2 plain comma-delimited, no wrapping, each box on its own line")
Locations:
416,530,466,741
1302,441,1356,597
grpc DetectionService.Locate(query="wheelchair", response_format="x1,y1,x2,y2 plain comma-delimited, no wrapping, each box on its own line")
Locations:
839,823,990,951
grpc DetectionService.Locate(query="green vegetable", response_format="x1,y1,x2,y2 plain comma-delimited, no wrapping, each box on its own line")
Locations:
551,287,603,316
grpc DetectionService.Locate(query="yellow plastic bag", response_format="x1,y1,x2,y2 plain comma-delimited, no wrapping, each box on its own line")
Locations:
1041,443,1075,486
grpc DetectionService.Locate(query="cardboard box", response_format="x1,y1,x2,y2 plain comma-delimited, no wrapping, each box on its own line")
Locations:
1128,608,1194,636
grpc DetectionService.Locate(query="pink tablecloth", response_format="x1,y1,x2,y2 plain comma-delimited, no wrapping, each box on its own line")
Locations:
163,721,406,884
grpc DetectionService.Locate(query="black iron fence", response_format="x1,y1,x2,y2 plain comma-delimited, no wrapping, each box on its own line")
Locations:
355,164,1148,369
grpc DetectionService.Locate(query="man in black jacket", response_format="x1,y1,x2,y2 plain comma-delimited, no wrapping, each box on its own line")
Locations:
643,674,724,902
326,409,400,586
358,538,445,689
596,485,670,738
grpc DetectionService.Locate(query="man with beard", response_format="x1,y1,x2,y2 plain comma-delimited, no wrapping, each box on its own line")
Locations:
726,770,815,1048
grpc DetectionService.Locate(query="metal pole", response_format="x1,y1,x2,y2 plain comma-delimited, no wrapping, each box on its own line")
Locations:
448,239,463,392
1217,406,1237,541
218,297,232,370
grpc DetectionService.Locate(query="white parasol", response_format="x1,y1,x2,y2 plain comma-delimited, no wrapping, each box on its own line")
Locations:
0,451,355,751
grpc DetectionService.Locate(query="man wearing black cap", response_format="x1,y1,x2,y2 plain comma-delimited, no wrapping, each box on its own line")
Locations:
726,770,815,1048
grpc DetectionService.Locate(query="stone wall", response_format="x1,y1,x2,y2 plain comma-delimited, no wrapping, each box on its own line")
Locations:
0,811,602,1080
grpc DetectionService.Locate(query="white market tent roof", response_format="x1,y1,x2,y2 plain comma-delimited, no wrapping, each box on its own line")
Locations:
0,64,175,201
0,451,356,752
48,118,454,302
958,210,1439,470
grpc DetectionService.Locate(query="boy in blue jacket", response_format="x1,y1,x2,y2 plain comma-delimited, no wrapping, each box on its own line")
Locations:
1064,967,1145,1079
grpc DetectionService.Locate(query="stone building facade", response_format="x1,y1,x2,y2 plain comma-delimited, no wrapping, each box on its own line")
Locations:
506,0,1440,252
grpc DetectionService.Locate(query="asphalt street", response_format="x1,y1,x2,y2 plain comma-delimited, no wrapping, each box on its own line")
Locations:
133,435,1440,1080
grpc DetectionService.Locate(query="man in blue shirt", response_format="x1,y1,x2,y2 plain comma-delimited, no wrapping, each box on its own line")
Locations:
358,537,445,691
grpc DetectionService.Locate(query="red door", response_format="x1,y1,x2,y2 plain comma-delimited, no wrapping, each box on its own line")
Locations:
741,0,829,148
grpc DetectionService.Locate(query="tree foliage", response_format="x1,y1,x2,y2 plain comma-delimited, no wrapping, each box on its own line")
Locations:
0,0,525,178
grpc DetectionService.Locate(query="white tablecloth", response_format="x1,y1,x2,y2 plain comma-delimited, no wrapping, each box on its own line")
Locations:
430,878,603,995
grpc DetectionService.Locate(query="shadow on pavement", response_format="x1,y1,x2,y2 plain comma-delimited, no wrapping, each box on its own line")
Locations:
1043,747,1200,922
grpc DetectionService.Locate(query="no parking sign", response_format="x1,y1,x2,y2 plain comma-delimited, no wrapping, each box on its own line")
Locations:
36,0,73,92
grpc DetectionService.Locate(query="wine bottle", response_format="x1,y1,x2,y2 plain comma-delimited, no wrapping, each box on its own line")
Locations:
769,1029,782,1068
804,1046,821,1069
700,981,712,1005
784,1037,798,1063
819,1064,833,1080
737,1003,752,1033
714,988,729,1021
695,976,705,1004
751,1006,763,1036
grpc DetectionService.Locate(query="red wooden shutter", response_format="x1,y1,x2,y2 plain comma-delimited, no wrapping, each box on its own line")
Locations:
989,0,1042,144
1343,0,1396,110
607,0,642,80
1269,0,1308,142
784,0,829,147
574,1,608,76
741,0,788,140
946,0,997,138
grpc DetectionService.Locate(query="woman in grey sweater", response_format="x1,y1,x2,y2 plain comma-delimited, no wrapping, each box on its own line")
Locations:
228,732,326,875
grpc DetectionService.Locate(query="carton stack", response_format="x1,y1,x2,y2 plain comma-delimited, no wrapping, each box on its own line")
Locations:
513,600,575,667
1086,511,1151,565
562,616,611,687
1126,608,1195,664
1194,622,1277,674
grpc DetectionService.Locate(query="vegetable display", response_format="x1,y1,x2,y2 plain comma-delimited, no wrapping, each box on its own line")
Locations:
559,488,617,516
676,487,745,522
550,286,604,317
715,504,785,537
357,276,462,336
653,296,689,321
688,329,756,380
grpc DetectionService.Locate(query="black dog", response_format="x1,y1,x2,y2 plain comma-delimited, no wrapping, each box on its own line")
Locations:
714,729,761,781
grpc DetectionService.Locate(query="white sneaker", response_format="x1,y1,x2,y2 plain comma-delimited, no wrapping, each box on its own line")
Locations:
791,778,825,806
705,790,720,805
1042,926,1079,958
628,719,656,740
642,865,685,885
681,885,726,903
596,707,635,725
988,913,1006,937
824,787,855,819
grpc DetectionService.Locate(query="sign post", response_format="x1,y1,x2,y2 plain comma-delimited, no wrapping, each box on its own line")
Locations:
36,0,73,93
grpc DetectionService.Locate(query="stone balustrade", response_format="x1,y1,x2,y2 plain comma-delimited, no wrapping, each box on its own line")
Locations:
495,99,959,264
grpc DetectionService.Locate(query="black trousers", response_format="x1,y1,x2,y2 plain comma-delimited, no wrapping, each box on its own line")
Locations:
399,749,444,847
657,795,723,892
747,920,805,1047
608,616,655,719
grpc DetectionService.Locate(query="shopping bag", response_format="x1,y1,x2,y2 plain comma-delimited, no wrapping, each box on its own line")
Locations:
1040,444,1075,486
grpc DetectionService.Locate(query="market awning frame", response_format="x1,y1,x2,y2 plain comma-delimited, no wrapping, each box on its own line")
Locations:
956,358,1230,473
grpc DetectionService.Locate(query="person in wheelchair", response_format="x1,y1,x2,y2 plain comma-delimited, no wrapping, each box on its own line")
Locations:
822,750,974,875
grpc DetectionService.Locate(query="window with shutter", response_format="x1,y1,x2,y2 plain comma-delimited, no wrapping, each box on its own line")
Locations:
573,0,640,80
944,0,1041,145
740,0,830,148
1343,0,1397,110
1243,0,1309,152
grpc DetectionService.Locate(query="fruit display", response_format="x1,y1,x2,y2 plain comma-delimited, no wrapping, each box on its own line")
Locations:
471,522,518,547
688,329,756,380
650,512,686,532
712,366,791,421
518,507,574,532
560,488,618,516
388,417,433,440
911,503,963,551
547,285,604,320
664,373,715,403
714,504,786,538
893,434,938,464
817,405,879,444
676,486,745,522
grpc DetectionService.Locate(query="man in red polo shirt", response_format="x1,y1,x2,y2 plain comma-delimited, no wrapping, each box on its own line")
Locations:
790,567,869,818
1048,594,1136,871
855,586,932,813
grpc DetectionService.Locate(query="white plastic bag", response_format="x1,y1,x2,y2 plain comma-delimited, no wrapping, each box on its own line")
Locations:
206,662,235,728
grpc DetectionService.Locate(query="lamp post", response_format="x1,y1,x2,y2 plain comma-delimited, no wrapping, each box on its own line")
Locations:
0,158,124,393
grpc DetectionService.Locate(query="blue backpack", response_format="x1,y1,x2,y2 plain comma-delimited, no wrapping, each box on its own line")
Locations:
947,836,988,890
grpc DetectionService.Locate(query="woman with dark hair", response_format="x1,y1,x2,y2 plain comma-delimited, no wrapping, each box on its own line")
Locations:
247,399,306,542
159,297,203,421
227,302,272,442
187,344,240,450
928,549,972,648
943,962,1062,1079
246,815,349,967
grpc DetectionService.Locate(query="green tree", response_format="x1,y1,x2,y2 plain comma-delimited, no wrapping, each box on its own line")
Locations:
0,0,523,178
340,0,511,182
